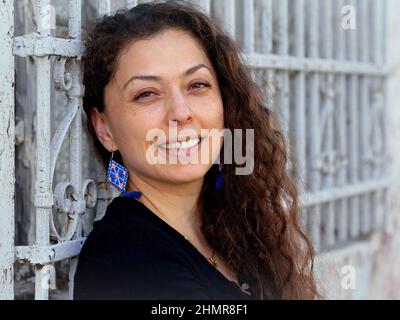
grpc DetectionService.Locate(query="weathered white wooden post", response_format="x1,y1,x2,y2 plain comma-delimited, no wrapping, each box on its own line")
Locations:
320,0,336,249
305,0,322,253
33,0,53,300
67,0,83,300
333,0,349,244
347,0,361,240
0,0,15,300
359,0,372,235
291,0,306,231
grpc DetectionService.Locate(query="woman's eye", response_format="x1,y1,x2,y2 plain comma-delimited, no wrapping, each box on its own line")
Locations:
134,91,155,101
191,82,211,90
134,83,210,101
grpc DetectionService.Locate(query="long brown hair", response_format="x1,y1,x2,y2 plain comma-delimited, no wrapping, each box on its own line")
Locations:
82,0,319,299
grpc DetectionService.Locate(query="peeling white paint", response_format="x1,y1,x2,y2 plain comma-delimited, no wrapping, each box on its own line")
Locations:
0,0,15,301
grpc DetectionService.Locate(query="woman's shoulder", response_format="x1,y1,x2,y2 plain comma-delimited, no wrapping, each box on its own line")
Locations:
74,197,208,299
80,196,181,258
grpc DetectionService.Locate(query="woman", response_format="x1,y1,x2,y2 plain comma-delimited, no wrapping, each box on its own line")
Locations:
74,0,318,300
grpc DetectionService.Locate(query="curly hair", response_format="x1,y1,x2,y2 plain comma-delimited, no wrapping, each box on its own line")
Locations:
82,0,319,299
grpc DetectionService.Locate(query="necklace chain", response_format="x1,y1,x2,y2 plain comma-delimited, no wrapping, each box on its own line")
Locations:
128,193,220,269
184,235,251,295
183,235,217,267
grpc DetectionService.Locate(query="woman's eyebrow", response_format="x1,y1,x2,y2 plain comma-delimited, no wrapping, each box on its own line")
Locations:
122,63,211,90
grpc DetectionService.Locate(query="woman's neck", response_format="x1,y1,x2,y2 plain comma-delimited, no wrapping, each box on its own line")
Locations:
126,173,205,241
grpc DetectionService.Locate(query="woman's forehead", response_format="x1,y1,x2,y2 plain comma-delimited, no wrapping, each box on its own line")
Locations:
114,30,214,84
120,30,208,65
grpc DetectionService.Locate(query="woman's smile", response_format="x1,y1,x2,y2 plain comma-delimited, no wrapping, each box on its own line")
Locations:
156,135,204,160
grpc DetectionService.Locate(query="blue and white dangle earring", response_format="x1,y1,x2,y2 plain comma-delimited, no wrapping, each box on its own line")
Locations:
215,162,224,191
106,151,142,200
106,151,129,193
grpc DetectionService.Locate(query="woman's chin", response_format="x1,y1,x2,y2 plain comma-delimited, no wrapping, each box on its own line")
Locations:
156,163,210,183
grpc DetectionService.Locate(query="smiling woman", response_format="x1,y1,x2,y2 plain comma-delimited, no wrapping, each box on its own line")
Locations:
92,27,224,186
74,0,319,300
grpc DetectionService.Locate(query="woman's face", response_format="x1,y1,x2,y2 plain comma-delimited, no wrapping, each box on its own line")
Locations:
92,28,224,186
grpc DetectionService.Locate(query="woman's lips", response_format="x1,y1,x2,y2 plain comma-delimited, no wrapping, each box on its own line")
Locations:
156,136,203,162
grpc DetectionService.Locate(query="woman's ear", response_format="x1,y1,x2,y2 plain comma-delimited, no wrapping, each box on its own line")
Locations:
90,107,117,152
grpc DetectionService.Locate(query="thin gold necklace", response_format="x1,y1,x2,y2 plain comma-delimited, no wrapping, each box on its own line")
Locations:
183,235,218,267
183,234,251,295
183,234,252,295
134,193,218,268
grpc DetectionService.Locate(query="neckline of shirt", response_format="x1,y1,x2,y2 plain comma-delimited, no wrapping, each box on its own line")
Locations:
113,195,253,298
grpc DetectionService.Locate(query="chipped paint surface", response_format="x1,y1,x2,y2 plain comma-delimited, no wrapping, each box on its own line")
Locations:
15,240,86,265
0,0,15,300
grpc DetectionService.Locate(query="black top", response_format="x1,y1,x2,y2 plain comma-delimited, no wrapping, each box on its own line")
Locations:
73,196,255,300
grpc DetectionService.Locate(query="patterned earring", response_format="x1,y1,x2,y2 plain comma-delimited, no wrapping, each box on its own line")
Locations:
215,162,224,191
106,151,129,193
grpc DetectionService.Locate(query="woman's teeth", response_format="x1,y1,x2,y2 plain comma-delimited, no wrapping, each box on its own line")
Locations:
158,137,201,150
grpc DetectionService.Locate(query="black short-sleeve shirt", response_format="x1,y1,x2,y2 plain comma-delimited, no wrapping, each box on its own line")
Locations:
73,196,255,300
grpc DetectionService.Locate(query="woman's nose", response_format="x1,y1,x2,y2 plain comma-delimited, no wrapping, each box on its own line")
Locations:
166,90,193,125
